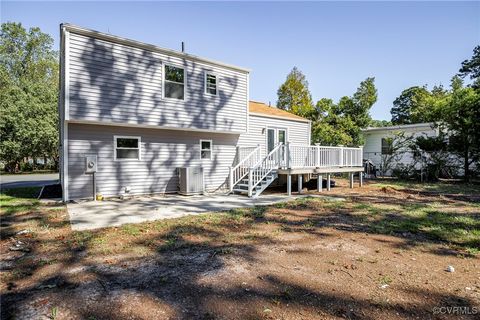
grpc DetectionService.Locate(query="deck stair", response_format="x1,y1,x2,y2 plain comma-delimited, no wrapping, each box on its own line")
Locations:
230,143,283,198
232,169,278,197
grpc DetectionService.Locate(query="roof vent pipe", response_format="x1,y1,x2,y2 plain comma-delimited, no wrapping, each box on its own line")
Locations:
181,42,185,53
268,101,271,107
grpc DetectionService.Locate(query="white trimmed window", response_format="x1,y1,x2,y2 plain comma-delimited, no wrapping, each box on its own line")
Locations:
164,64,185,100
114,136,141,160
205,72,217,95
200,140,212,160
381,138,393,155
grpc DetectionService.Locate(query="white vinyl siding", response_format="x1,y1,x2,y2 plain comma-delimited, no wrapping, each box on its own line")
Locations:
67,124,237,200
238,114,310,155
67,32,248,133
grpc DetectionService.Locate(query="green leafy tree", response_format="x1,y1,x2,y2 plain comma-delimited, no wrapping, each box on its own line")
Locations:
350,77,377,128
390,85,449,125
458,45,480,89
276,67,314,117
0,22,58,172
391,86,430,124
311,78,377,147
369,119,392,127
411,134,457,180
441,77,480,181
311,98,353,145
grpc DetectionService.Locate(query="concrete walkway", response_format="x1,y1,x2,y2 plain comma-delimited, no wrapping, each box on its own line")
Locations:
67,193,309,231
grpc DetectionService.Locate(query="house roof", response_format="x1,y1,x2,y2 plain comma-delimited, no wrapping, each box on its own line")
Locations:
362,122,436,133
249,101,310,123
61,23,250,73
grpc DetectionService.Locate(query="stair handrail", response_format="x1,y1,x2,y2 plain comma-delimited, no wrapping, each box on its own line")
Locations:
229,145,262,191
248,143,283,196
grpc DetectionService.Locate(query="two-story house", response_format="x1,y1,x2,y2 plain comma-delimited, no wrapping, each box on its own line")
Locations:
59,24,363,201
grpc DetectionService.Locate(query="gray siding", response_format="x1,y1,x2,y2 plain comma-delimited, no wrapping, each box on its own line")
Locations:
68,124,239,199
67,32,247,133
238,115,310,155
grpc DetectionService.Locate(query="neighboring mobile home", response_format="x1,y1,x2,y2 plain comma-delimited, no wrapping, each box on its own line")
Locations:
59,24,363,201
362,123,439,175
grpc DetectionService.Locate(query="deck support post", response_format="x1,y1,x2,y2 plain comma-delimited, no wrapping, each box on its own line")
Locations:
359,172,363,187
327,174,331,191
298,174,303,194
349,172,354,188
229,166,233,192
286,141,291,169
248,169,253,197
287,174,292,196
317,174,322,192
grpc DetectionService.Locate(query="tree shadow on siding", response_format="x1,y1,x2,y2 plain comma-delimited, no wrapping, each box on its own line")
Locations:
72,36,241,133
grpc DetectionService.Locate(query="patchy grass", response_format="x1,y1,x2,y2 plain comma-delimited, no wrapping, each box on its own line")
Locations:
370,179,480,195
0,187,41,216
1,182,478,260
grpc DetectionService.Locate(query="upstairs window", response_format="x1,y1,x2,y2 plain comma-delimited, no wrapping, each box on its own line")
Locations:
381,138,393,155
200,140,212,160
115,136,141,160
164,65,185,100
205,72,217,95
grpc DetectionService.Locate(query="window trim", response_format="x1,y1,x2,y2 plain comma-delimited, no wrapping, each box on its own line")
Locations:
199,139,213,160
162,63,186,101
114,135,142,161
204,71,218,96
381,137,393,155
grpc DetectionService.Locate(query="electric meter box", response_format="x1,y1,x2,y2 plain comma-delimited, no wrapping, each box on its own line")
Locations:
85,155,97,174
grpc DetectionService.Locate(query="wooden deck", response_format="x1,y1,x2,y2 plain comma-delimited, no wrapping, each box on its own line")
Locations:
230,144,365,197
278,166,364,175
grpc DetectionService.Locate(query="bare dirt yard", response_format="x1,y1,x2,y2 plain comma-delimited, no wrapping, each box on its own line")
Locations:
1,179,479,319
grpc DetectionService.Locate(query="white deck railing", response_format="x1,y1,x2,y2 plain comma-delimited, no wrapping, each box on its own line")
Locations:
230,143,363,192
285,144,363,169
248,143,283,196
234,146,258,166
229,145,262,191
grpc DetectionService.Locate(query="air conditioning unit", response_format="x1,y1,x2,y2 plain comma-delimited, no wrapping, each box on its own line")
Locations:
178,167,204,195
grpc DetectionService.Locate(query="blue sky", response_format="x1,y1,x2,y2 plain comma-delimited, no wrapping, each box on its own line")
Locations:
2,1,479,120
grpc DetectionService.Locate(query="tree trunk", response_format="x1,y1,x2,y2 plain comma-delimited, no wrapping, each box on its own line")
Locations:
464,146,469,182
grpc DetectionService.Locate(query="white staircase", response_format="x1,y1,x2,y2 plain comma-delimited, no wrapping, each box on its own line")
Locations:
229,144,283,198
232,169,278,197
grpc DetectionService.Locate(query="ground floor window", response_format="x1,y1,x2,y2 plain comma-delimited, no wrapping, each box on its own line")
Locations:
200,140,212,160
114,136,141,160
381,138,393,155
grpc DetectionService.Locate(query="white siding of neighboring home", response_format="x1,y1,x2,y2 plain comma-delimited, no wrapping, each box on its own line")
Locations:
362,124,438,173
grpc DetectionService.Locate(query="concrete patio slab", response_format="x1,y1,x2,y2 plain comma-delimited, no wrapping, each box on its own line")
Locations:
67,193,307,231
